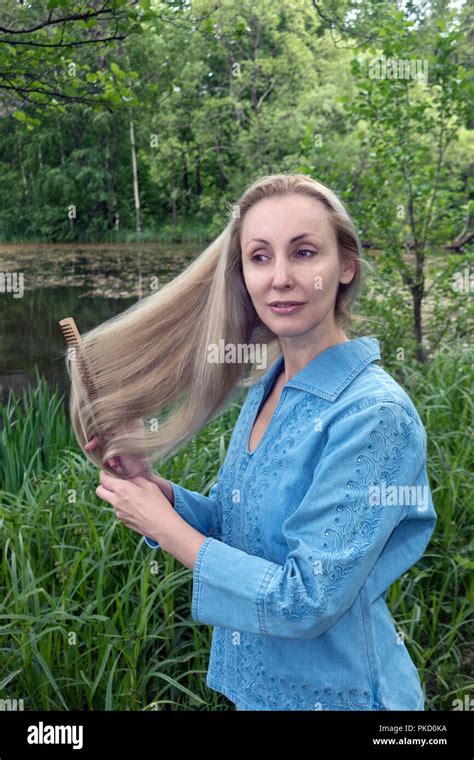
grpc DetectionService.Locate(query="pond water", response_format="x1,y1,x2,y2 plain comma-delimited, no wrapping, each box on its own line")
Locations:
1,242,465,407
0,242,200,404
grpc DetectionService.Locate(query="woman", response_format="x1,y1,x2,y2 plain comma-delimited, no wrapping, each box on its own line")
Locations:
70,173,436,711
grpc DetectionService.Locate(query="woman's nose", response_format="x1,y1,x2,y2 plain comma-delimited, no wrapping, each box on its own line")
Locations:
270,256,295,285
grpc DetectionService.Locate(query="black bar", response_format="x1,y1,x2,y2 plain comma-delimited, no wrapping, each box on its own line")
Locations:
0,709,471,757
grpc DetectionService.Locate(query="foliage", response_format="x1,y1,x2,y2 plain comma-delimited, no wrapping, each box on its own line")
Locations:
0,348,472,710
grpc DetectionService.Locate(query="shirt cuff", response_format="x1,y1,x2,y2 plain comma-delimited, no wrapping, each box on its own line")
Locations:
144,535,160,548
191,536,279,633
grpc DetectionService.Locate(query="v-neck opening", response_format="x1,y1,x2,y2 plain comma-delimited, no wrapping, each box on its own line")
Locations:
246,366,286,456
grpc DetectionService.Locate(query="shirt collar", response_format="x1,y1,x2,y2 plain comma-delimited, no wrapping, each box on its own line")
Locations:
259,336,381,402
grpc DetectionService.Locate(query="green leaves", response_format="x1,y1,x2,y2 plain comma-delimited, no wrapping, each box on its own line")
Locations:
110,62,127,80
0,2,143,112
12,110,41,129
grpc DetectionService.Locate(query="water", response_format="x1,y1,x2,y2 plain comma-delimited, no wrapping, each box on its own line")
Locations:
0,242,199,404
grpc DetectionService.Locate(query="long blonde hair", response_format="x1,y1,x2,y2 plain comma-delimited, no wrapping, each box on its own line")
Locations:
65,173,367,475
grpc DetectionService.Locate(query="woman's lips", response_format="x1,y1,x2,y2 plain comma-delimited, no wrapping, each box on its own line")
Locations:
269,303,305,314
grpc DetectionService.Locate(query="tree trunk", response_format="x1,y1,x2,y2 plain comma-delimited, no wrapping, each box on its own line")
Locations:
58,123,65,167
130,120,141,234
105,140,119,231
183,155,190,214
412,272,426,363
195,148,202,197
17,136,28,196
171,162,177,225
215,143,229,183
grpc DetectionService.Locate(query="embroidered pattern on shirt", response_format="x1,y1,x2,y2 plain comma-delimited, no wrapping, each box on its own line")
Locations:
221,394,325,553
264,403,415,623
211,403,415,710
242,395,325,554
215,627,380,710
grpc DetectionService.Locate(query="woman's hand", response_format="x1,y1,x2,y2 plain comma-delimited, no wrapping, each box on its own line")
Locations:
85,422,175,506
85,419,153,479
96,469,178,544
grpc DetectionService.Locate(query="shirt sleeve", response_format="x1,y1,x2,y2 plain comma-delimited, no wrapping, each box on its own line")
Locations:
144,472,223,549
190,400,436,638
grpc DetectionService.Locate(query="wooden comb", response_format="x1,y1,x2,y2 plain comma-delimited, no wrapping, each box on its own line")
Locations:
58,317,99,400
58,317,127,476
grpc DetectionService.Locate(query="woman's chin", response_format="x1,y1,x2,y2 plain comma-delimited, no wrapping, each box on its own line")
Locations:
269,323,311,338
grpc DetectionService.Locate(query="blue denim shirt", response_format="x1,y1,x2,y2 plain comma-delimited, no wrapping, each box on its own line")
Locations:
144,336,437,711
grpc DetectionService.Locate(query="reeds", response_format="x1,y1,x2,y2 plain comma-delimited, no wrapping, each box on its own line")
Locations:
0,346,471,710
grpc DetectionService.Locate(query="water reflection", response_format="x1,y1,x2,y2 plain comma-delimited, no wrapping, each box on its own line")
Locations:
0,242,199,402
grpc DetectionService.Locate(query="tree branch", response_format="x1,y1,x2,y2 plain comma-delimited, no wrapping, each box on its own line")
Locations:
0,3,137,36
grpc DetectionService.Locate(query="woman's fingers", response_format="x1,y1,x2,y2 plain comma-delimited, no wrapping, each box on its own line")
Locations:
85,434,102,452
85,438,122,474
107,457,124,474
96,483,119,507
85,437,125,475
86,421,144,450
99,469,114,485
84,423,152,479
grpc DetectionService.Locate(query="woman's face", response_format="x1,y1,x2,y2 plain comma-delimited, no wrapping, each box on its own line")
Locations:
240,193,356,340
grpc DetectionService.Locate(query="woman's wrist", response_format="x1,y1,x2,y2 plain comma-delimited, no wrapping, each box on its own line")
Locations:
150,473,175,507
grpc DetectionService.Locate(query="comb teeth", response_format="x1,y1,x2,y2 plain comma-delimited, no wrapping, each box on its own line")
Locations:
58,317,99,400
61,328,77,343
58,318,81,351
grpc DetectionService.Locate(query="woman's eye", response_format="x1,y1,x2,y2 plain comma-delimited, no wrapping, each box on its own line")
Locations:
296,249,316,258
250,249,316,263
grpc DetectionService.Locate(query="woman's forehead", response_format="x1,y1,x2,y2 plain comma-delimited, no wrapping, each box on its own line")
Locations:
240,196,332,244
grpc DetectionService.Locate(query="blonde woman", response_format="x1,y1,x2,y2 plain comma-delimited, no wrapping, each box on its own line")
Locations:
71,173,437,711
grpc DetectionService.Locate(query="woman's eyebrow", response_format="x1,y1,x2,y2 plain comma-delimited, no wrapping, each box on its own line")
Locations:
244,233,321,248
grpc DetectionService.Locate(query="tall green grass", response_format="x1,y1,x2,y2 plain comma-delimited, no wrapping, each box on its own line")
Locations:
0,380,243,710
0,367,77,494
0,345,472,710
386,340,474,709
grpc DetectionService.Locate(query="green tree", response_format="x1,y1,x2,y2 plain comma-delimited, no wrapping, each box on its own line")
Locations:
342,5,472,361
